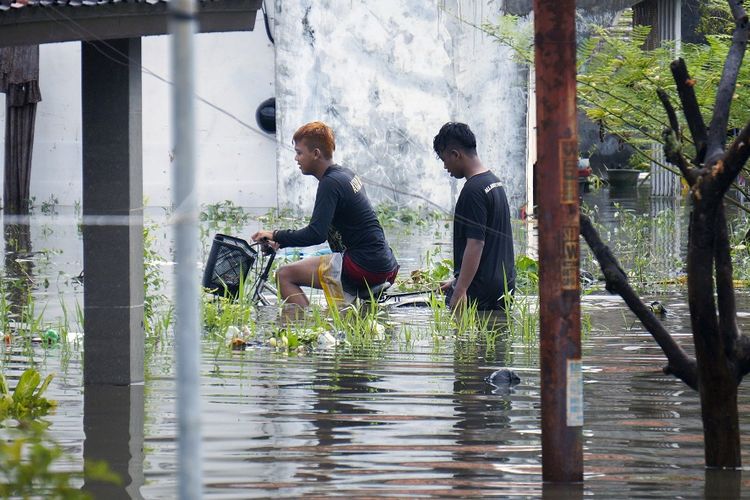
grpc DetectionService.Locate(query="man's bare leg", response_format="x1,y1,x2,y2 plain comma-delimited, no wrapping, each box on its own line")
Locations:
276,256,324,307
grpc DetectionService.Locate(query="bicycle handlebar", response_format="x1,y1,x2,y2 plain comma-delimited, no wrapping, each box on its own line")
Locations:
251,240,277,256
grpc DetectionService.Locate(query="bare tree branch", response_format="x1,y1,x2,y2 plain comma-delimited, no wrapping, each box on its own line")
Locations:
705,4,749,166
728,0,748,27
580,214,697,389
714,205,741,364
687,207,724,368
657,88,680,133
671,58,708,164
713,120,750,195
661,127,700,186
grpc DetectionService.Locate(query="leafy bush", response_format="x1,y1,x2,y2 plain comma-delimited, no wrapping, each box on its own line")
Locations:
0,369,55,421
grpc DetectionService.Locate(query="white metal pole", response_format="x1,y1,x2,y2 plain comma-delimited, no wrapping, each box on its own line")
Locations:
169,0,202,496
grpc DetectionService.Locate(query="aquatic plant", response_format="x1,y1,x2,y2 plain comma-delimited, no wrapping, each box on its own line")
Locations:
514,255,539,295
0,369,119,498
144,223,172,339
330,299,391,351
0,369,55,421
202,293,255,343
391,246,451,293
39,195,59,216
504,293,539,346
20,289,46,346
580,202,684,291
375,203,446,231
269,327,322,354
200,200,251,235
0,281,8,339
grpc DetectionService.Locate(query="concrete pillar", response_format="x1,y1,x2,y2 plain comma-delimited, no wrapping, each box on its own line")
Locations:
81,38,144,385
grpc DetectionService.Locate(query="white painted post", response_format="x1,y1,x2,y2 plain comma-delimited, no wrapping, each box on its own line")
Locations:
169,0,202,496
651,0,682,197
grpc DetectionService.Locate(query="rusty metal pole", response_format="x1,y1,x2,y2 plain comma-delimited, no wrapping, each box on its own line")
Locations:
533,0,583,482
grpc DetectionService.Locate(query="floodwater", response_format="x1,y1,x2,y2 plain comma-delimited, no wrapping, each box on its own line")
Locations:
3,184,750,498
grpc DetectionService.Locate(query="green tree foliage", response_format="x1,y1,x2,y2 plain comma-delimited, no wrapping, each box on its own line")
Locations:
482,9,750,174
698,0,750,36
577,22,750,169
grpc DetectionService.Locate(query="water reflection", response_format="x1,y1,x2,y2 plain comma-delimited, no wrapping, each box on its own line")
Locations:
704,468,742,499
308,356,379,480
542,481,583,499
83,384,145,499
4,221,33,324
451,319,519,491
9,188,750,497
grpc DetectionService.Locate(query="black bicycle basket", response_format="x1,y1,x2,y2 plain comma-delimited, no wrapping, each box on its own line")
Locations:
202,234,257,297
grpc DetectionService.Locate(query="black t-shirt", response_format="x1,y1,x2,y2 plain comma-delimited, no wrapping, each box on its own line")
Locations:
274,165,398,273
453,170,516,308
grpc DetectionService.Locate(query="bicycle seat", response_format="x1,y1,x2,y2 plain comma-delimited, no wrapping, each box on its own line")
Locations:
353,281,392,300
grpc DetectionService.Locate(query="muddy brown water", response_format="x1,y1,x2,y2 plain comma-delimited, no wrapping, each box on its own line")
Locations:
3,185,750,498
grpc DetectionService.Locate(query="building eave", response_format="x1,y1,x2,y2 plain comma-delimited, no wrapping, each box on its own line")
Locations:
0,0,262,47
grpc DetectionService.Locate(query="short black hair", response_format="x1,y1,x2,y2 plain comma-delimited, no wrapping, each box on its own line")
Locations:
433,122,477,157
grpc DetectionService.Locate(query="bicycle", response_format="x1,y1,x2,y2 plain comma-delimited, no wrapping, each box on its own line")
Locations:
202,234,279,305
203,233,435,308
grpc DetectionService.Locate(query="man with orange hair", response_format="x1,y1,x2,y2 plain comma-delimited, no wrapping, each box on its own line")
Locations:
252,121,399,307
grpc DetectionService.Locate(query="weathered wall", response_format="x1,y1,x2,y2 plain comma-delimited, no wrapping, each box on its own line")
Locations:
274,0,530,214
0,1,649,212
0,19,276,208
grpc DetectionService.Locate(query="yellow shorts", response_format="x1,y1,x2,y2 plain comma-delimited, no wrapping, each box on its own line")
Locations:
317,253,355,308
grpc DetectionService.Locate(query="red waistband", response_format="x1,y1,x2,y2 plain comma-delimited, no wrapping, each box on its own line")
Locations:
342,253,399,287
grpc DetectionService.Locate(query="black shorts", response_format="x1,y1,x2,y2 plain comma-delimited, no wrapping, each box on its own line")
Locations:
444,281,515,311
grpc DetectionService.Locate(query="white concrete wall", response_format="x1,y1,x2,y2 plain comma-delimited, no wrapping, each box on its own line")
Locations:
0,16,277,209
274,0,529,214
2,3,532,213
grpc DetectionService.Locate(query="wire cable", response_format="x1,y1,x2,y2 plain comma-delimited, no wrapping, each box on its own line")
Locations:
30,1,518,241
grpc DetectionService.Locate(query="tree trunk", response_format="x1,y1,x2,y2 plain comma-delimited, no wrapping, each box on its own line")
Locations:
688,205,742,466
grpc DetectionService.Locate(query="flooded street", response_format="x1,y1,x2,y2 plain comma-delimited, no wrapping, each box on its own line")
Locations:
3,186,750,497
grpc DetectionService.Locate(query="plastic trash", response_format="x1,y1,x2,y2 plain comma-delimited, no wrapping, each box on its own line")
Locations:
317,331,338,349
225,325,241,340
42,329,60,345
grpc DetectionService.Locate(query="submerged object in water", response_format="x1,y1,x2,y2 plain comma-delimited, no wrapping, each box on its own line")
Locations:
485,368,521,388
649,301,667,316
580,270,596,287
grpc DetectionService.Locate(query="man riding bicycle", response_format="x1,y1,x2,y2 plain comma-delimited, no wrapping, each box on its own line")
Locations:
252,121,399,308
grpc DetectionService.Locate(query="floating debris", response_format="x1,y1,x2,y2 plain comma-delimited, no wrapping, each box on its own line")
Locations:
485,368,521,395
649,301,667,316
225,325,241,341
580,270,597,287
42,330,60,345
316,331,339,349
